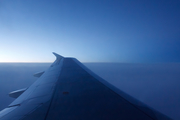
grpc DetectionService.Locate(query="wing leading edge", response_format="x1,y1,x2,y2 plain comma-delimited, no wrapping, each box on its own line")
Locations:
0,53,171,120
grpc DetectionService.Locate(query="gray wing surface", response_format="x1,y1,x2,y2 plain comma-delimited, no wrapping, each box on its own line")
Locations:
0,53,171,120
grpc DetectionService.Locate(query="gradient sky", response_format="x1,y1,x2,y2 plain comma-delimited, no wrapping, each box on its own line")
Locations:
0,0,180,62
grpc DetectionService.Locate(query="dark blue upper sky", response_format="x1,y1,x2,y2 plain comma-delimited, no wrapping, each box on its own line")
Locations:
0,0,180,62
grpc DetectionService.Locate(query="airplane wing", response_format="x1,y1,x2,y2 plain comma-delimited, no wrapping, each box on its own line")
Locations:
0,53,171,120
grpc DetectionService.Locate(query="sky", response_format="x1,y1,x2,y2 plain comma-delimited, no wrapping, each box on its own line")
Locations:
0,0,180,62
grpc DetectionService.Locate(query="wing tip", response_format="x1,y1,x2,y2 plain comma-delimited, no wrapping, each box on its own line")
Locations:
52,52,63,58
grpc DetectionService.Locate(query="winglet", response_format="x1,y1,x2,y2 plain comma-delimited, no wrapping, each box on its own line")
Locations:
52,52,63,59
51,52,64,66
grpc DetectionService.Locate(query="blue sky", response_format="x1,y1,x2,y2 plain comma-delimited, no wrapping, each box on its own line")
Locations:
0,0,180,62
